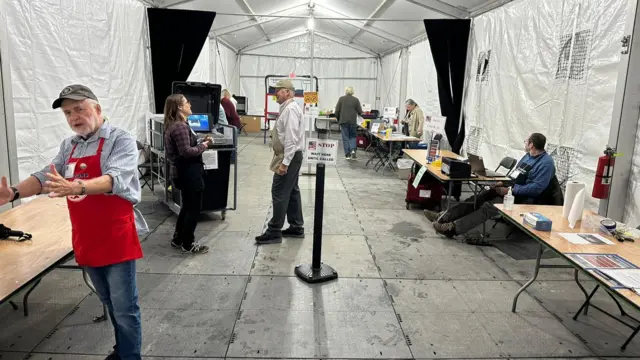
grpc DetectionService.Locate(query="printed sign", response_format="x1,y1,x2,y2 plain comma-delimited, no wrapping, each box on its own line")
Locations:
304,92,318,104
305,138,338,165
202,150,218,170
413,166,427,188
424,115,447,142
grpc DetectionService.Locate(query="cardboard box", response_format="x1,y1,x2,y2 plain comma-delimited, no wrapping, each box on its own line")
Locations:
240,115,262,133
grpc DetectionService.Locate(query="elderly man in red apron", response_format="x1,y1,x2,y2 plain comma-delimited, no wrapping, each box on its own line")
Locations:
0,85,144,360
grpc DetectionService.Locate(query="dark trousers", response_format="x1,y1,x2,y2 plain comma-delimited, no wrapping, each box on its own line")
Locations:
267,151,304,234
85,260,141,360
175,189,203,247
440,189,502,235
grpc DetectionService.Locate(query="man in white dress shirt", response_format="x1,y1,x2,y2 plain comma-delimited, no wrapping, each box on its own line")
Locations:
255,79,305,244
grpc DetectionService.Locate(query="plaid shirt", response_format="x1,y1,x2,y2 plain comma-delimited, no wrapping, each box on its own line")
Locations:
164,121,206,177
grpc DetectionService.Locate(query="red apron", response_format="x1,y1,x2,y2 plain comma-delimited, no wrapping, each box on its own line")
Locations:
65,138,143,267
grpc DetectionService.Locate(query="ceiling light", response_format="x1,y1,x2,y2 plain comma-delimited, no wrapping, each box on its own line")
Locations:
307,17,315,30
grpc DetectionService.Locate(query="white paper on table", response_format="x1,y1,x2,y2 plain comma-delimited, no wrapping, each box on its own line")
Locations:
203,150,218,170
568,188,585,228
600,269,640,289
559,233,614,245
563,182,585,219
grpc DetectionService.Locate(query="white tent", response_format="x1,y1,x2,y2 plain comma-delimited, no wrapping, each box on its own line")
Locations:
0,0,639,223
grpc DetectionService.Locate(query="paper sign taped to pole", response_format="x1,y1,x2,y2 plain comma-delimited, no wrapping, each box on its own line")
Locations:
202,150,218,170
305,138,338,165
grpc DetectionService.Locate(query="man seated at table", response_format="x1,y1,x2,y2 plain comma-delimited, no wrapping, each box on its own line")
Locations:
425,133,557,237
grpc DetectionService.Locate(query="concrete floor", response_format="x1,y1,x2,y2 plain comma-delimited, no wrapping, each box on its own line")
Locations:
1,132,639,359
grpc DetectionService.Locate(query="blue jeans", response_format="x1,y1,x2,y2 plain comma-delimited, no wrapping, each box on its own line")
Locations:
340,124,357,155
85,260,142,360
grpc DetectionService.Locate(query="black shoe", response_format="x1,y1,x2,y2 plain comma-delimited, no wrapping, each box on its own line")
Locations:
345,153,352,160
105,348,120,360
351,150,357,159
171,239,182,249
282,227,305,238
255,232,283,244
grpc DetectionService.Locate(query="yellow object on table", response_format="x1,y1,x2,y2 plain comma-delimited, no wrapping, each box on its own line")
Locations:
385,129,391,139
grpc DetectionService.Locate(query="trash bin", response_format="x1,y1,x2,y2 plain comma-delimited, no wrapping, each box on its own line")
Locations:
397,159,413,180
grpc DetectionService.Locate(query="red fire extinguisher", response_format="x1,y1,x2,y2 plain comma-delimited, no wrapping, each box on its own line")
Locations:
592,146,616,199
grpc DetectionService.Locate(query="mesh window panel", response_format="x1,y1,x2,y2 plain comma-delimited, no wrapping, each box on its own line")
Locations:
475,50,491,83
547,144,580,190
556,30,591,81
465,126,483,155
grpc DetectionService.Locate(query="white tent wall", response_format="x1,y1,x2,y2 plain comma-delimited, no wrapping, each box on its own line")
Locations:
624,112,640,226
378,50,402,110
462,0,629,211
5,0,150,182
238,35,377,115
406,39,441,118
212,39,239,93
187,37,211,83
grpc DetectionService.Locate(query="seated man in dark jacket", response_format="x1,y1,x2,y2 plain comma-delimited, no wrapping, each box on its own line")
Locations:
425,133,556,237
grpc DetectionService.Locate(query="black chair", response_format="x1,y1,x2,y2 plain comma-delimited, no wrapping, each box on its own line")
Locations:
496,156,517,175
137,141,152,190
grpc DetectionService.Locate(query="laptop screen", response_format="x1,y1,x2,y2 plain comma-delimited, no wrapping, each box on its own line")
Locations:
187,114,210,132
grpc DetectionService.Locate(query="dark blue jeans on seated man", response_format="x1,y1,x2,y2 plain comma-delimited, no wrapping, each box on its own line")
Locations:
85,260,142,360
340,123,358,156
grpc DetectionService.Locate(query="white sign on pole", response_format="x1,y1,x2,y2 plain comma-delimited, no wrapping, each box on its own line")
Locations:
305,138,338,165
203,150,218,170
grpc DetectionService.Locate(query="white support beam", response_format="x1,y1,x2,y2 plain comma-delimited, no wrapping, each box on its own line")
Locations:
212,36,239,54
349,0,396,44
235,0,271,41
211,4,308,37
315,4,410,46
405,0,469,19
240,30,309,53
470,0,514,17
398,47,410,119
600,0,640,221
158,0,197,8
314,31,380,56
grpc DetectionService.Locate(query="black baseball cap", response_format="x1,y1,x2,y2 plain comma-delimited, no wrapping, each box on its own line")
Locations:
52,84,99,109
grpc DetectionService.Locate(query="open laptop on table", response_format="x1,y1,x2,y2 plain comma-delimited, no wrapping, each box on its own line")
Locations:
468,153,504,178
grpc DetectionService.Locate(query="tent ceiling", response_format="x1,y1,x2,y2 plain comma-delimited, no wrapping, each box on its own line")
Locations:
150,0,511,55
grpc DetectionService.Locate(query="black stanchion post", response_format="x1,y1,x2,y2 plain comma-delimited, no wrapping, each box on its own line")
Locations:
295,147,338,283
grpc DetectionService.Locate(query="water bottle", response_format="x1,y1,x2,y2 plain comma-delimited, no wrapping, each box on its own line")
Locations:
503,187,514,211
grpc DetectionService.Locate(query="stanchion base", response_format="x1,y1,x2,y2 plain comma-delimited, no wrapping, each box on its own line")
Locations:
294,263,338,284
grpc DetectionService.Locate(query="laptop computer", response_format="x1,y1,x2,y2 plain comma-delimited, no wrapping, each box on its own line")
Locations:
468,153,504,177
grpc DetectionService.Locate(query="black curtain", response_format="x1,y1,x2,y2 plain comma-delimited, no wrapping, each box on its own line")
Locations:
424,19,471,155
147,8,216,114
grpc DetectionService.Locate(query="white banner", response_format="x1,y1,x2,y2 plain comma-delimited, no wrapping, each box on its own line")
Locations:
305,138,338,165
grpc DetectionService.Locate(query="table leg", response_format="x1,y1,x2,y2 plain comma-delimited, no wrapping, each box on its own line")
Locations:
622,325,640,351
573,284,600,320
574,269,591,315
21,278,42,317
82,269,108,323
512,243,544,312
446,181,453,211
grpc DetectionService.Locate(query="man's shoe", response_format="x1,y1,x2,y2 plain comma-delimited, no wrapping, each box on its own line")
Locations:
171,239,182,249
423,210,445,223
345,153,352,160
433,222,456,238
282,227,305,238
105,349,121,360
182,243,210,254
351,150,357,159
255,232,283,244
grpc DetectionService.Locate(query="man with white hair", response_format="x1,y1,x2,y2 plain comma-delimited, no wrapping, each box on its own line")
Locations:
0,84,143,360
335,86,362,160
255,79,305,244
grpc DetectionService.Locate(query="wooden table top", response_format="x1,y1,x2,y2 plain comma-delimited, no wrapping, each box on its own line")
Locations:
496,204,640,309
371,132,421,142
0,197,72,303
403,149,511,182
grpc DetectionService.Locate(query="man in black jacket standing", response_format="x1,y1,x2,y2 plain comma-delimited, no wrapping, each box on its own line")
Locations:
335,86,362,160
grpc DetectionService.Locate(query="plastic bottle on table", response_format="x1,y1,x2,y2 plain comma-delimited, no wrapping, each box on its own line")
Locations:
503,187,514,211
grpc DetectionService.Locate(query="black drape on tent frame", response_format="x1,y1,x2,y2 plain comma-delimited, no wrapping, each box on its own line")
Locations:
147,8,217,114
424,19,471,155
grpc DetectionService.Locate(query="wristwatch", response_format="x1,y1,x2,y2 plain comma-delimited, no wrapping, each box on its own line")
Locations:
10,187,19,202
76,180,87,196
